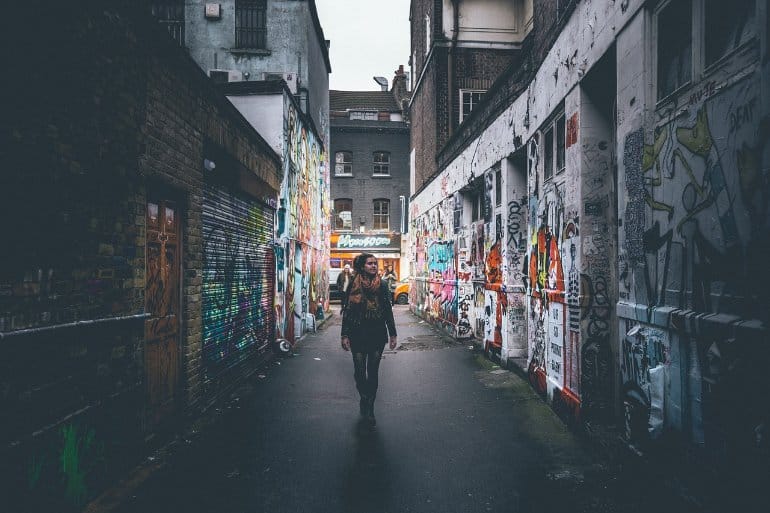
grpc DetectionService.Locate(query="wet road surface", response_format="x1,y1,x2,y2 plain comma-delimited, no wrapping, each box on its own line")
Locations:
106,306,704,513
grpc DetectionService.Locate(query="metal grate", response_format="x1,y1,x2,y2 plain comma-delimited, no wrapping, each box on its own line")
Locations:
150,1,185,47
235,0,267,49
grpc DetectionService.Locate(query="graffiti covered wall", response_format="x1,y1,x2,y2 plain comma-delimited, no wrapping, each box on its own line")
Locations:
617,39,769,459
410,197,459,336
277,98,329,342
202,188,276,380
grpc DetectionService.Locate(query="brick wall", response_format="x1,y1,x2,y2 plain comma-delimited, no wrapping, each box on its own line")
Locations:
330,125,410,230
0,1,280,508
411,62,439,194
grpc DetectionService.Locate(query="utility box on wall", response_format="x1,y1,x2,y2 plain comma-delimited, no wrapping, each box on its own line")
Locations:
204,3,221,20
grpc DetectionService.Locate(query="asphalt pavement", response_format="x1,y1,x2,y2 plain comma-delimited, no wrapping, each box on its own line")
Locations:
86,305,710,513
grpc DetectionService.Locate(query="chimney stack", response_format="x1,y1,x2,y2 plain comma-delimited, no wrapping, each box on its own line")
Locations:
391,65,410,120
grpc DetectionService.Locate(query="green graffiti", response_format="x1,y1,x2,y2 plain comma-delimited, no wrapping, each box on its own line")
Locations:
60,423,95,506
27,454,44,490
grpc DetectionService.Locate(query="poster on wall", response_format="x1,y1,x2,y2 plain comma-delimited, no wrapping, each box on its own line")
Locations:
547,302,564,388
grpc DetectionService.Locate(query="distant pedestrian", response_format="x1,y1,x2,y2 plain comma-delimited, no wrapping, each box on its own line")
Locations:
382,266,398,299
336,264,354,310
340,253,398,426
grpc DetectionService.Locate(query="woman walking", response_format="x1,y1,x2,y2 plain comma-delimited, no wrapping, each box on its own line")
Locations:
340,253,398,426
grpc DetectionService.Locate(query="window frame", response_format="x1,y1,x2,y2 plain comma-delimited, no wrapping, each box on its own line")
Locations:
703,0,756,68
373,199,390,231
556,115,566,175
334,151,353,177
459,89,486,124
541,112,565,183
470,186,483,223
150,1,185,47
653,0,758,106
654,0,693,101
373,151,391,177
235,0,267,50
349,110,378,121
333,198,353,231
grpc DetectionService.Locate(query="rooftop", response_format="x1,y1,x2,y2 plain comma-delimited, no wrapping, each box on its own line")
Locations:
329,90,401,112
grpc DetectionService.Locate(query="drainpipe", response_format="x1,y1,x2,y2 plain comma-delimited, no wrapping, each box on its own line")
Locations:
448,0,460,137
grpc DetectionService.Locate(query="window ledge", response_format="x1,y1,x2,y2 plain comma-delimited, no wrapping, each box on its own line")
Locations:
229,48,271,56
372,175,392,179
334,174,354,178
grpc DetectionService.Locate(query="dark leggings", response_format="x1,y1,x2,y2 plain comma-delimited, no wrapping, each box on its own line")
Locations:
352,345,385,399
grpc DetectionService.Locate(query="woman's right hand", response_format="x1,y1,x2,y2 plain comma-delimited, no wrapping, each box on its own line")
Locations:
341,336,350,351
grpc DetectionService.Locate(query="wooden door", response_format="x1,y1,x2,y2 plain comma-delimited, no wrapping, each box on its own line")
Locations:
145,197,181,427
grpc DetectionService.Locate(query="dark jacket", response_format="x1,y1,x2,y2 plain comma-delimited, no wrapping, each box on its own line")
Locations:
341,281,397,342
337,270,354,309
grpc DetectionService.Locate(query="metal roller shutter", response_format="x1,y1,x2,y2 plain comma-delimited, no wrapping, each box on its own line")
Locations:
202,185,275,381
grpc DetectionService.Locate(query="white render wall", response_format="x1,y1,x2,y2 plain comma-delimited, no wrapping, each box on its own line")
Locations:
226,93,285,155
411,0,770,459
412,0,644,220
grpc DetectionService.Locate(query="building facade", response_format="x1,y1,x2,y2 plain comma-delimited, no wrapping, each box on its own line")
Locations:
1,1,282,508
329,68,412,278
154,0,333,341
409,0,768,472
409,0,533,193
154,0,331,145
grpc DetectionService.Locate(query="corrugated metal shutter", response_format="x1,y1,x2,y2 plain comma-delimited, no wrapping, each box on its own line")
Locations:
202,185,275,381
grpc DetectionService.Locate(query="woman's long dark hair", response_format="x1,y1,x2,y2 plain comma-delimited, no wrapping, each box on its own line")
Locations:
353,253,376,274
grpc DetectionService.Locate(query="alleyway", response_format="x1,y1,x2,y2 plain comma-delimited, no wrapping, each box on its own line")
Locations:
87,306,707,513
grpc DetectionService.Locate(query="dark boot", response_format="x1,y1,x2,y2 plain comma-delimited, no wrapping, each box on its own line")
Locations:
365,397,376,426
359,395,369,417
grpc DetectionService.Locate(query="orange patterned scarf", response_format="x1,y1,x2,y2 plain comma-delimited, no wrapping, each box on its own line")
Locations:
347,273,382,315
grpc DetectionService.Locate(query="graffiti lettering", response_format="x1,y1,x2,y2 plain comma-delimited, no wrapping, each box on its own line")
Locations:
688,80,716,106
729,97,757,134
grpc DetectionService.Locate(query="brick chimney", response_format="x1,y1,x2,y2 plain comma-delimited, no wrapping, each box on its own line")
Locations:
391,65,410,120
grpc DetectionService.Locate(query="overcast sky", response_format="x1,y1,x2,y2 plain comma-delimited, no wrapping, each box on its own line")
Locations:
315,0,412,91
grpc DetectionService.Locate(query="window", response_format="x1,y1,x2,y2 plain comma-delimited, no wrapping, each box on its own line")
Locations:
453,192,463,234
235,0,267,49
150,1,185,46
334,199,353,231
350,111,378,120
470,187,483,222
495,167,502,206
543,113,565,181
657,0,692,99
373,199,390,231
705,0,755,66
373,152,390,176
335,151,352,176
655,0,758,101
425,15,431,55
544,127,554,181
460,90,485,124
556,115,566,174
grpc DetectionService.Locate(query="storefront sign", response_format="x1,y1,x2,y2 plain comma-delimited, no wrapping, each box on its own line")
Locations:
333,233,400,250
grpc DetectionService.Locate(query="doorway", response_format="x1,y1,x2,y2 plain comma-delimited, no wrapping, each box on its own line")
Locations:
144,195,181,428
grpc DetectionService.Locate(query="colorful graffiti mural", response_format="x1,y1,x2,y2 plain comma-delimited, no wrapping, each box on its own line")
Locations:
277,99,329,342
625,79,763,316
202,194,275,376
620,75,768,457
483,239,507,351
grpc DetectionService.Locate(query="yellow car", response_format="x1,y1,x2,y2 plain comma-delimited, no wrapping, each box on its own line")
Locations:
393,278,410,305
